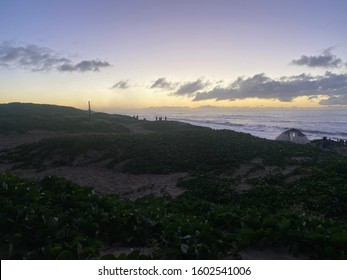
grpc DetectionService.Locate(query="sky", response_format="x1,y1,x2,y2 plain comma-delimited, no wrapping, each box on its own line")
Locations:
0,0,347,110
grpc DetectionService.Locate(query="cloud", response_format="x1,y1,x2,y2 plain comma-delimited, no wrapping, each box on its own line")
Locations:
57,63,75,72
0,41,111,72
0,41,70,71
292,48,343,68
173,78,210,96
111,80,130,89
320,95,347,105
150,77,210,96
193,72,347,103
150,77,175,90
58,60,111,72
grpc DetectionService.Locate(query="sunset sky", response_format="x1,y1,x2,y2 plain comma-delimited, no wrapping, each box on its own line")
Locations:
1,0,347,110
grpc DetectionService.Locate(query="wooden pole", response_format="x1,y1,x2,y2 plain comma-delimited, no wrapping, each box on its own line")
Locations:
88,101,91,123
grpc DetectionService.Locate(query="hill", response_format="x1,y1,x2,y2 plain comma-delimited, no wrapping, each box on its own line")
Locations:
0,102,135,133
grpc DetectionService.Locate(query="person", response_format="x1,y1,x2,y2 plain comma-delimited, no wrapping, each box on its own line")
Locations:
322,136,332,149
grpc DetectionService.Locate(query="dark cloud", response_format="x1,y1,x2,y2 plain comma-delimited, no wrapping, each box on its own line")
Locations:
150,77,175,90
320,95,347,105
59,60,111,72
0,41,69,71
150,77,210,96
173,78,210,96
193,72,347,103
0,41,111,72
292,48,343,68
111,80,130,89
58,63,76,72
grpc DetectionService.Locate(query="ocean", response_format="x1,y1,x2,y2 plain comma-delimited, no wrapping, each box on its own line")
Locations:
117,107,347,141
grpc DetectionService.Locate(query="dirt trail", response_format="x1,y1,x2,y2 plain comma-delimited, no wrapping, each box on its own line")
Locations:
231,158,300,192
0,163,188,199
0,130,186,199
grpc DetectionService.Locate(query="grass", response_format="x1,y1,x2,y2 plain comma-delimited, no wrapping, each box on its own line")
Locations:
0,102,133,133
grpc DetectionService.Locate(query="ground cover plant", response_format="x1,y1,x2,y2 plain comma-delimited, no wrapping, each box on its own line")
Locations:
1,172,346,259
2,126,322,174
0,103,346,259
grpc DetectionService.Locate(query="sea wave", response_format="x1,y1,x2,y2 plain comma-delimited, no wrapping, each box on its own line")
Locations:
302,129,347,138
174,117,346,140
133,108,347,141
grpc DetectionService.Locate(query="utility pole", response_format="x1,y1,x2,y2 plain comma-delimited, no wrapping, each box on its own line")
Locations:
88,101,91,123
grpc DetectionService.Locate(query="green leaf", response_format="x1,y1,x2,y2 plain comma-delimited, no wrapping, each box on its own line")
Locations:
56,250,74,260
8,243,13,257
180,244,189,254
100,254,117,260
279,219,291,231
331,232,347,249
55,229,66,239
50,245,62,256
77,243,83,259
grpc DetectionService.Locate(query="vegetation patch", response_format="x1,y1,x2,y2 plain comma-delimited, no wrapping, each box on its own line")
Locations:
1,103,346,260
1,172,346,260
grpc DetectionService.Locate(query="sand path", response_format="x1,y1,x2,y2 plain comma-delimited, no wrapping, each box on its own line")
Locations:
3,165,188,199
0,130,187,199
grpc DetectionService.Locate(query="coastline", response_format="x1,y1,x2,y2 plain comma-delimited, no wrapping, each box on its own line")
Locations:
111,107,347,142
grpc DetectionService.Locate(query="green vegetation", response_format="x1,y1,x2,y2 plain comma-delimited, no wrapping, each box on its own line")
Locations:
0,103,346,259
1,172,346,259
0,103,132,133
2,127,322,174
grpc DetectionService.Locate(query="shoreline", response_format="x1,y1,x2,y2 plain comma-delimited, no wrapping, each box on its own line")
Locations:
113,108,347,142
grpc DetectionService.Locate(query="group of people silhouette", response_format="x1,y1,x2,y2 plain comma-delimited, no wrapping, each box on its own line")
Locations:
155,116,167,121
132,115,167,121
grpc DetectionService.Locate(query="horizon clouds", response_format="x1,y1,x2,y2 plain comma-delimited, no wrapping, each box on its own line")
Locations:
1,40,347,105
193,72,347,105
